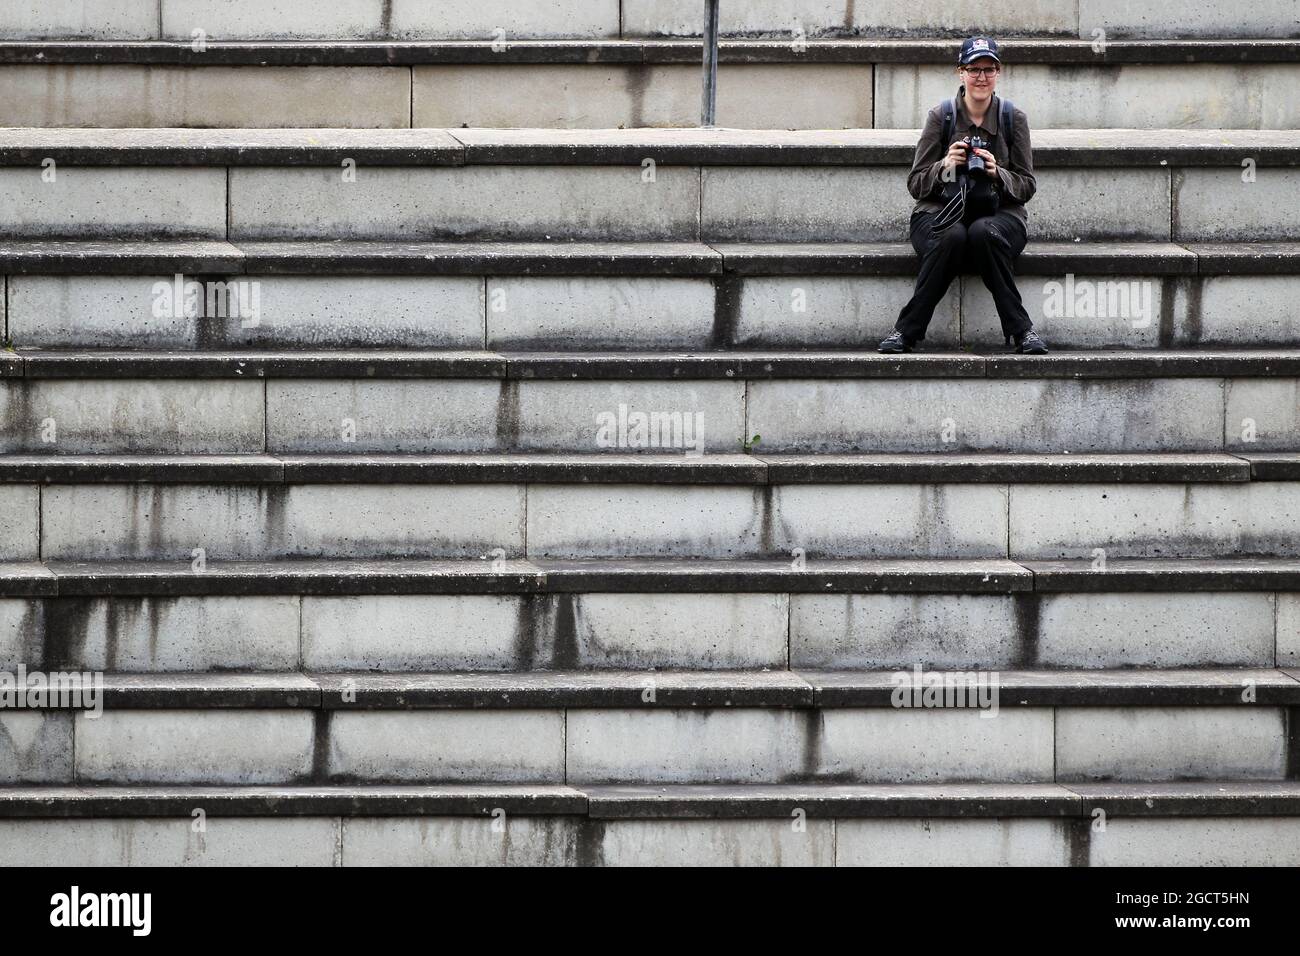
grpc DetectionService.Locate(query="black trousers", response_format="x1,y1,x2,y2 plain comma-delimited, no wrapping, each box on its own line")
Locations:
894,209,1033,342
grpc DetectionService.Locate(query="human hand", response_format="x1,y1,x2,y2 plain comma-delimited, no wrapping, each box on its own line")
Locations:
941,140,969,172
974,147,998,178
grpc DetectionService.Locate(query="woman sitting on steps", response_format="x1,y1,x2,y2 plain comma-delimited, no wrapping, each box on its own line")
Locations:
878,36,1049,355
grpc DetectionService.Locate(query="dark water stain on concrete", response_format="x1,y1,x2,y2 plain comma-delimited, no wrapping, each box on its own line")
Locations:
550,594,581,670
574,820,607,868
801,709,823,780
624,65,652,129
1010,593,1041,668
311,711,333,783
495,380,520,450
710,275,743,347
1157,276,1179,348
1065,818,1092,867
511,596,539,669
1181,275,1204,346
41,599,95,670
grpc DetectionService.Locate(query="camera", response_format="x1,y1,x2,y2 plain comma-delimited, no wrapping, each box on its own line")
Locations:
965,135,988,173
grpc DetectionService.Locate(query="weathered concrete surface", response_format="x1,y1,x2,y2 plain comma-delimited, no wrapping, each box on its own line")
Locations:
0,380,264,454
746,379,1224,453
735,276,960,348
413,64,873,129
1009,483,1300,559
1176,169,1300,241
791,594,1024,668
790,592,1278,669
965,275,1166,349
766,484,1007,559
39,484,527,560
266,380,504,453
0,712,73,783
0,1,159,39
0,66,411,128
327,711,565,782
0,168,225,240
623,0,1079,37
836,818,1072,866
303,594,524,671
1079,1,1300,39
161,0,623,40
1056,707,1287,781
1186,277,1300,347
43,596,302,671
594,819,834,866
567,709,806,784
74,710,314,784
266,379,746,453
486,277,713,350
305,592,787,671
341,816,581,866
0,486,38,561
876,64,1300,130
702,167,912,242
1089,818,1300,866
1035,593,1277,668
0,817,339,866
1225,380,1300,451
514,381,746,454
229,166,700,240
817,709,1055,783
1279,593,1300,666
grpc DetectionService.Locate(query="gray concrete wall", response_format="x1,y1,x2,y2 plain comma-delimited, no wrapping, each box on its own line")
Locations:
413,64,874,129
746,379,1225,453
0,66,412,128
790,592,1278,669
1056,707,1288,781
2,815,1298,866
19,272,1300,351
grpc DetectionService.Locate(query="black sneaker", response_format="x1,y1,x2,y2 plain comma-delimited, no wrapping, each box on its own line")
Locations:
1014,330,1049,354
877,331,915,354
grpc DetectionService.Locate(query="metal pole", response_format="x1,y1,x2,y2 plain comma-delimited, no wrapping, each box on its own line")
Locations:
701,0,720,126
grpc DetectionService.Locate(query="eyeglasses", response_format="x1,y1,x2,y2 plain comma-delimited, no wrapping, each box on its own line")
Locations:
961,67,1000,77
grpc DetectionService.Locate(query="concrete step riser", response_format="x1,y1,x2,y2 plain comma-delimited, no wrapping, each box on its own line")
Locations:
13,273,1300,350
4,815,1298,866
5,591,1294,672
1,167,1295,243
5,1,1295,41
3,481,1300,561
2,706,1290,786
1,378,1295,453
5,62,1298,129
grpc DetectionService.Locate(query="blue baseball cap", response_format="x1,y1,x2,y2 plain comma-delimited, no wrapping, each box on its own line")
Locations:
958,36,1001,65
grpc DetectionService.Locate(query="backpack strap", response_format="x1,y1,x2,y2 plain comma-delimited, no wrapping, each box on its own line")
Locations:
999,96,1015,153
940,98,956,149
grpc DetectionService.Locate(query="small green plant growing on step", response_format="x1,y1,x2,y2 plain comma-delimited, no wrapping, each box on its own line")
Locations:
739,433,761,454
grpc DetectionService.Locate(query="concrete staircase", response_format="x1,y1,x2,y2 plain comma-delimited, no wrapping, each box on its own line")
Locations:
1,5,1299,866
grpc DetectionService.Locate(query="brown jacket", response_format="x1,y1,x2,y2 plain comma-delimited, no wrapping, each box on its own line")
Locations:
908,87,1036,226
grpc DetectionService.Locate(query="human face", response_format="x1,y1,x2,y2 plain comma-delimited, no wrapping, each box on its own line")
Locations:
959,57,1000,100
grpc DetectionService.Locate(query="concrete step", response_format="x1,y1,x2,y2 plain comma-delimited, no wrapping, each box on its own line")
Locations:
1,130,1296,241
2,466,1300,562
0,349,1294,454
10,668,1299,707
0,557,1297,671
3,2,1296,42
5,239,1299,351
0,38,1295,127
3,670,1296,787
2,781,1298,865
